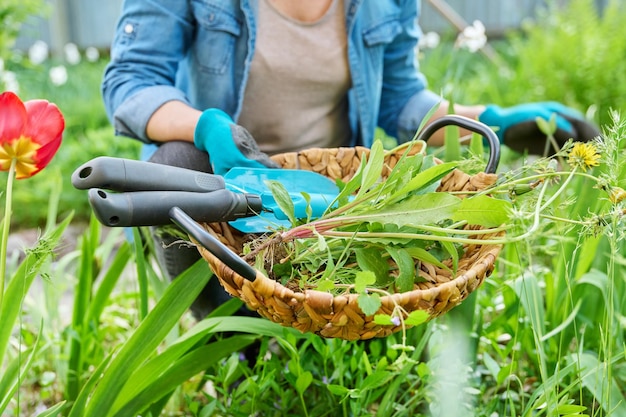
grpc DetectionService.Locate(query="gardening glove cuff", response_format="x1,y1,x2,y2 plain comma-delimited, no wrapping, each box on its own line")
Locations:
478,102,601,155
194,108,278,175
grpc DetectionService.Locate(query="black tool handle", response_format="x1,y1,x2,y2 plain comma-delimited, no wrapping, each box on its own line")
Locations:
88,188,262,227
169,207,258,282
416,115,501,173
72,156,225,192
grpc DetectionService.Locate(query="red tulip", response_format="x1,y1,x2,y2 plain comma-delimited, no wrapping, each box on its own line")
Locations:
0,91,64,179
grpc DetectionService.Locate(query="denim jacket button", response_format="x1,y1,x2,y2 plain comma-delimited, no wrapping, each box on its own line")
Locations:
124,23,134,34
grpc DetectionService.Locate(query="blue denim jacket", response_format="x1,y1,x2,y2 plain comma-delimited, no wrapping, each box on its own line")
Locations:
102,0,440,148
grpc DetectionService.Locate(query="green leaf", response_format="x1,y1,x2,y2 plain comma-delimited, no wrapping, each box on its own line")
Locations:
572,353,626,417
0,326,43,414
266,180,296,226
509,274,545,338
356,140,385,198
451,195,511,227
556,405,587,415
327,384,350,396
82,261,213,417
357,293,382,316
112,336,256,417
405,310,429,326
335,152,367,203
355,249,389,286
386,247,415,292
373,314,395,326
316,279,335,292
404,247,450,271
86,241,132,324
36,401,68,417
295,371,313,395
360,371,394,392
354,270,377,293
359,192,461,228
388,162,457,202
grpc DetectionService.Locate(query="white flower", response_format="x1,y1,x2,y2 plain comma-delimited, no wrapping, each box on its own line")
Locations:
1,71,20,93
455,20,487,53
419,31,441,50
64,43,81,65
49,65,68,86
85,46,100,62
28,40,49,65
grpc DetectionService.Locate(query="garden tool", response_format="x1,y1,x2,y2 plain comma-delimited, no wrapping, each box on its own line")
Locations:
71,156,342,232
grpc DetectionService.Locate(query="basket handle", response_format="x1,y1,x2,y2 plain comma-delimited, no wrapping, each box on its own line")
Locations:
169,206,257,282
415,115,501,173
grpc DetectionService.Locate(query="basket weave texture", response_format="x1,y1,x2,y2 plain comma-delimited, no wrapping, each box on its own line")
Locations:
196,143,503,340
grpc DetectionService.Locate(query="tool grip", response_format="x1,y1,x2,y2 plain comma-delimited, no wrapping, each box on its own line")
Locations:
72,156,225,192
88,188,262,227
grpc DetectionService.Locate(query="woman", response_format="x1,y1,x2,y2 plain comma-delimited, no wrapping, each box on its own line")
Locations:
102,0,598,317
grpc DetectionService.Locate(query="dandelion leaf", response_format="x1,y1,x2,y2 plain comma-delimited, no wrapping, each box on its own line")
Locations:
360,192,461,227
386,247,415,292
355,249,390,286
451,195,511,227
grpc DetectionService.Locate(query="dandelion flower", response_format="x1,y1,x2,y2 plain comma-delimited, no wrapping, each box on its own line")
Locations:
568,142,600,171
607,186,626,204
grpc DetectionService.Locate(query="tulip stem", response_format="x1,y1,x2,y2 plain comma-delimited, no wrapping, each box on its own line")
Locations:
0,159,16,313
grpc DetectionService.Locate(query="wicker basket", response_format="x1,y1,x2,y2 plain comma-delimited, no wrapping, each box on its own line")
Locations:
195,142,503,340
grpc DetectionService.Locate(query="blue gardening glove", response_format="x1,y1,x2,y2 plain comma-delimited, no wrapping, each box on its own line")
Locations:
478,102,600,155
194,108,278,175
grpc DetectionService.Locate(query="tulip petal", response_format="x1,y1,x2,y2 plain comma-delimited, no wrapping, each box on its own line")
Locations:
29,133,62,175
0,92,27,143
23,99,65,146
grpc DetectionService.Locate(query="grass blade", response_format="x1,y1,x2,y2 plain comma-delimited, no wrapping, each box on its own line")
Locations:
82,260,212,417
112,336,256,417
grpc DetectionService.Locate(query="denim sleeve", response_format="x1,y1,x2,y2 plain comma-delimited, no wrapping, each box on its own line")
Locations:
377,0,439,142
101,0,194,142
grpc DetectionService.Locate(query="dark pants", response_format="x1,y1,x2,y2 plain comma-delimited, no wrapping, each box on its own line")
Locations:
147,141,248,319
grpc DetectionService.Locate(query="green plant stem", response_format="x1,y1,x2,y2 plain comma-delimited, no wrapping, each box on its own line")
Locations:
310,178,554,247
0,159,16,314
539,169,577,212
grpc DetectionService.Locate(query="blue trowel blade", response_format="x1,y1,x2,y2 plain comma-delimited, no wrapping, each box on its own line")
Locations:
223,167,341,233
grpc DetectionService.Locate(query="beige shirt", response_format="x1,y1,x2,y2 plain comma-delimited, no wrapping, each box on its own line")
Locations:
237,0,352,155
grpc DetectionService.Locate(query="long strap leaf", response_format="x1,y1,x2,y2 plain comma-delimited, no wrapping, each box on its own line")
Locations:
112,336,256,417
82,260,211,417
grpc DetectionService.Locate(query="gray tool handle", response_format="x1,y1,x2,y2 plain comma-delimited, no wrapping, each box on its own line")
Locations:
72,156,225,192
88,188,263,227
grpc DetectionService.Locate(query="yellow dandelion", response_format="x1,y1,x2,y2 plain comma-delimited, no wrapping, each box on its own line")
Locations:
607,186,626,204
568,142,600,172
